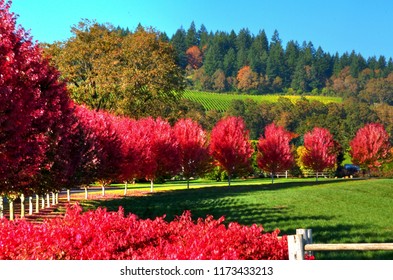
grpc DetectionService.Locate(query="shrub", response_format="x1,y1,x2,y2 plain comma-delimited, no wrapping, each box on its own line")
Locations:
0,203,288,260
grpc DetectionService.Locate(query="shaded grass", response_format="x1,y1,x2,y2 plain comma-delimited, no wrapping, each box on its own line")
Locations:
80,178,393,260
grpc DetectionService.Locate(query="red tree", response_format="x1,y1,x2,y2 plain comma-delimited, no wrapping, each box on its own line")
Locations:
1,1,77,218
186,46,203,69
136,118,180,192
349,123,391,174
75,106,123,196
300,127,338,181
257,123,294,183
111,115,140,194
209,116,253,186
173,119,212,188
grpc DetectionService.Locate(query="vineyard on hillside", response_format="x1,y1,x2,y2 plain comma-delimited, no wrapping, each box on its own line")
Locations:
182,90,343,112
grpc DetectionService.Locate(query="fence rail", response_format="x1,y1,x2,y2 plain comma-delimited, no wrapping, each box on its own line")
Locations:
288,228,393,260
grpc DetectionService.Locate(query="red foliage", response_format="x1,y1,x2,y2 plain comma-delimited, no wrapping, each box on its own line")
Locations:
349,123,391,170
186,46,203,69
135,118,180,190
209,117,253,185
301,127,338,177
257,123,294,182
110,115,139,182
173,119,212,186
0,204,288,260
0,0,72,196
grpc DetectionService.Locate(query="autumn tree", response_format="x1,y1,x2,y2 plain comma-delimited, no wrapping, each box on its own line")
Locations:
257,123,294,183
186,46,203,69
300,127,338,181
76,106,123,196
236,66,259,92
209,117,253,186
349,123,391,174
0,0,77,218
173,119,212,188
44,21,185,118
136,118,180,192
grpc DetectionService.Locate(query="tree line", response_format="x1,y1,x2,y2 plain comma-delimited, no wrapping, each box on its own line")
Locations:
170,21,393,105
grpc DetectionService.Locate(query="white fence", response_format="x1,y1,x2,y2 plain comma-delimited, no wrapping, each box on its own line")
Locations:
288,228,393,260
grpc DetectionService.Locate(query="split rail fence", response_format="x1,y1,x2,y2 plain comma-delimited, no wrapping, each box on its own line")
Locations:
288,228,393,260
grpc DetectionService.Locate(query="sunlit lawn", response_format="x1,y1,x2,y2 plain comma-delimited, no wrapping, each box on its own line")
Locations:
79,177,393,260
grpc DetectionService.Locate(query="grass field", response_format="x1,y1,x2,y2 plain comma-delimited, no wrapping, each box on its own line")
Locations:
182,90,343,112
81,178,393,260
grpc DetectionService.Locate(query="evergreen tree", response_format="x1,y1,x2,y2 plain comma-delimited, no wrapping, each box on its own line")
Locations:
171,27,188,68
186,21,199,47
249,30,269,75
198,24,209,49
284,40,300,86
223,48,237,76
236,28,252,69
266,30,285,88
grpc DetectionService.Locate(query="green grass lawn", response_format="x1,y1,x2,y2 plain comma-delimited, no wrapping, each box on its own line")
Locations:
81,178,393,260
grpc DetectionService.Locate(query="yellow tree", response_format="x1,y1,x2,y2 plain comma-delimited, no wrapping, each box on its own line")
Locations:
44,21,185,118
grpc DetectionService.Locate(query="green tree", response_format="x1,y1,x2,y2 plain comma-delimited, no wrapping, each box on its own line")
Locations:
249,30,269,75
186,21,199,47
171,27,188,68
266,30,285,89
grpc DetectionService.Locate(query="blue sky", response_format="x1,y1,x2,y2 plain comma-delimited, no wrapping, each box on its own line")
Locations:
9,0,393,59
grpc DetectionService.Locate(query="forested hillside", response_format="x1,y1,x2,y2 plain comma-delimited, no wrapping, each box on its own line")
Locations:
43,21,393,148
169,22,393,105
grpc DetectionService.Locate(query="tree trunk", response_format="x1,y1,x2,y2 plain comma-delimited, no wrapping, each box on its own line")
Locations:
271,172,274,184
150,179,154,192
84,187,88,199
51,192,55,205
67,189,70,202
102,185,105,196
228,175,231,187
41,196,45,209
187,178,190,189
316,172,319,182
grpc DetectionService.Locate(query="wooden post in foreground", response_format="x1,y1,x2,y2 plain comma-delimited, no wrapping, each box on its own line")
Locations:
288,234,304,260
29,196,33,215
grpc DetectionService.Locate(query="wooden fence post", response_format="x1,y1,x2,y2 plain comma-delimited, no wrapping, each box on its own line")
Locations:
297,228,313,256
46,193,50,208
288,234,304,260
29,196,33,215
0,196,3,219
35,195,39,213
20,194,25,218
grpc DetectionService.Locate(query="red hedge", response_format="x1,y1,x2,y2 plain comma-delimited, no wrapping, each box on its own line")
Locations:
0,203,288,260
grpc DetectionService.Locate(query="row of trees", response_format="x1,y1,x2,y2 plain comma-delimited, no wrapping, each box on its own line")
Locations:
171,22,393,103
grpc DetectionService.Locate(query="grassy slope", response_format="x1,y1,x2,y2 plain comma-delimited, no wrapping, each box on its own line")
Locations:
81,178,393,260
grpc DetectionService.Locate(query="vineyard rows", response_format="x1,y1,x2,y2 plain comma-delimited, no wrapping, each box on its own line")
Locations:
182,90,342,112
